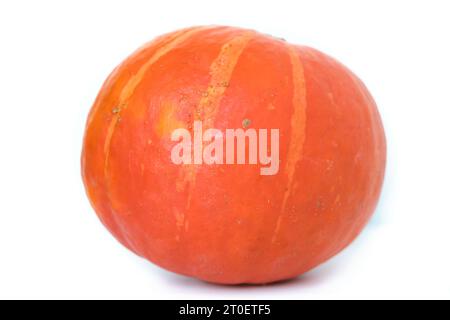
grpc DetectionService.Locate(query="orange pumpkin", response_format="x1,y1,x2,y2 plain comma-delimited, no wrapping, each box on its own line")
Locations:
81,26,386,284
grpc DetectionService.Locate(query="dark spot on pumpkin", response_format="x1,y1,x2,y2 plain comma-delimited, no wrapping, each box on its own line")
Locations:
316,198,325,211
242,118,251,128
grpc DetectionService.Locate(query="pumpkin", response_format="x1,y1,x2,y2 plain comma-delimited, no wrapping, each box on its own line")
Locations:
81,26,386,284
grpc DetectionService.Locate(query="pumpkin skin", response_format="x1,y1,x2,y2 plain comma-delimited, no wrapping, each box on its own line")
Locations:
81,26,386,284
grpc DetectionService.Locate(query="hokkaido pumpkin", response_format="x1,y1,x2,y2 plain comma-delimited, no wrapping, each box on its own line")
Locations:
81,26,386,284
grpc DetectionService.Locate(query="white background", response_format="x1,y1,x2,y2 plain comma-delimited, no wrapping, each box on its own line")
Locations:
0,0,449,300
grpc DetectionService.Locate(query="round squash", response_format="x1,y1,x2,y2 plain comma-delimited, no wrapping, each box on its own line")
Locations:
81,26,386,284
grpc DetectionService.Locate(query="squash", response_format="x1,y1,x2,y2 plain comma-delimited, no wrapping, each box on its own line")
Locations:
82,26,386,284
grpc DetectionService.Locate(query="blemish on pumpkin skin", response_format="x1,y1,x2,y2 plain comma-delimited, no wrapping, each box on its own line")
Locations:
315,198,325,211
242,118,251,128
